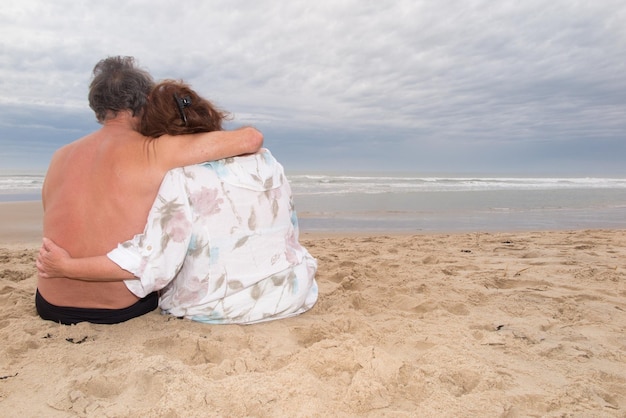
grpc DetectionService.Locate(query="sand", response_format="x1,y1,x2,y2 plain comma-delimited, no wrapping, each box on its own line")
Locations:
0,201,625,417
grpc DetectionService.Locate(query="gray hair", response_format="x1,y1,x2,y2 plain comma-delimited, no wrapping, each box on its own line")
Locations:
88,56,154,123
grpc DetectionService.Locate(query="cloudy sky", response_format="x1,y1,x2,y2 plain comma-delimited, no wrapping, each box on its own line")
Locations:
1,0,625,175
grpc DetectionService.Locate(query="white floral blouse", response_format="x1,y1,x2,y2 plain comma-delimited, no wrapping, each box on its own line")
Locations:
108,149,318,324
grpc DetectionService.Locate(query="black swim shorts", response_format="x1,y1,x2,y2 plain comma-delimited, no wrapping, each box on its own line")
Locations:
35,290,158,325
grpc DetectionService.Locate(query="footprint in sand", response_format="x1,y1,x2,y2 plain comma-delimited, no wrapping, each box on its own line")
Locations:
439,369,481,397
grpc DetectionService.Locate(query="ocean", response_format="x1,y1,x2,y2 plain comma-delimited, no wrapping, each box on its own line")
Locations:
0,173,44,202
2,172,626,232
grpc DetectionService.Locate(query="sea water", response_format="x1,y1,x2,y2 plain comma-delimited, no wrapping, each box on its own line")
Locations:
287,174,626,232
0,173,44,202
2,172,626,232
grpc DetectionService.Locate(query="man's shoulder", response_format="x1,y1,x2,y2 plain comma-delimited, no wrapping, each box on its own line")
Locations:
54,130,100,151
50,140,75,161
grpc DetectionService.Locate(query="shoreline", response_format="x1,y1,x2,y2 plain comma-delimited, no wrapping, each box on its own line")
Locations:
0,201,43,245
2,201,626,245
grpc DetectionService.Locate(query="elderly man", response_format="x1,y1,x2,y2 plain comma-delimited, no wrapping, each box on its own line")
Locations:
36,56,262,324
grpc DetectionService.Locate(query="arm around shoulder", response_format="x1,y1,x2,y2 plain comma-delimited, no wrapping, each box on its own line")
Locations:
156,126,263,170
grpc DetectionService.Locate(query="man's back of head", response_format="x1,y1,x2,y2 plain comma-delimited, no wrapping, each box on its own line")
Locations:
89,56,154,123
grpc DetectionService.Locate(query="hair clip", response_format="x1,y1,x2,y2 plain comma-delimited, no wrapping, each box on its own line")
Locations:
174,94,192,126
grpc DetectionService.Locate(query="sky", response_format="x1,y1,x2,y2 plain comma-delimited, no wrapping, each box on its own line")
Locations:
1,0,625,176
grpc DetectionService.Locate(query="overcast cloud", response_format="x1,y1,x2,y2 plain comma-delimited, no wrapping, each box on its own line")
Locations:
1,0,625,175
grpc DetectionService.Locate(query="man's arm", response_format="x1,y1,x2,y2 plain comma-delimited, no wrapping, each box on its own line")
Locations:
155,126,263,170
37,237,132,281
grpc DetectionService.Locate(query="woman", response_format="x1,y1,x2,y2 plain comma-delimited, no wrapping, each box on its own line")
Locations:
37,80,318,324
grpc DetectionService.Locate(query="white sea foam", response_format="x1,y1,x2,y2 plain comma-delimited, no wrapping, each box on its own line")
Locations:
0,174,45,192
3,172,626,195
288,174,626,195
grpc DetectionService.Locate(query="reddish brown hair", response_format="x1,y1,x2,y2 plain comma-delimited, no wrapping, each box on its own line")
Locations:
140,79,230,137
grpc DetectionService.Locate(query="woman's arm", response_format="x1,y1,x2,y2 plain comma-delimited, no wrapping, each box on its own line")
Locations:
154,126,263,170
36,238,133,281
38,169,193,292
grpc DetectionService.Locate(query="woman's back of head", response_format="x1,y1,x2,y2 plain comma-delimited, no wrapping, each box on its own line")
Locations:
140,80,229,137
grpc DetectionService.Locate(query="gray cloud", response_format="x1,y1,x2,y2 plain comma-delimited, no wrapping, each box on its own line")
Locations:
1,0,625,174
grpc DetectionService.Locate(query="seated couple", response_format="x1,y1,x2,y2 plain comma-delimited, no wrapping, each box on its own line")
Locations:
37,57,317,325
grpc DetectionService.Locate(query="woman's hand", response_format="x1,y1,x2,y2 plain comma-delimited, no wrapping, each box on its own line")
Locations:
36,237,71,279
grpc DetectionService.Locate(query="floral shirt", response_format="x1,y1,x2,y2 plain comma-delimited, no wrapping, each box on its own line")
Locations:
108,149,318,324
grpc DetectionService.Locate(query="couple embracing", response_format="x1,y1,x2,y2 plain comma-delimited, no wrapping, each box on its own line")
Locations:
36,56,317,325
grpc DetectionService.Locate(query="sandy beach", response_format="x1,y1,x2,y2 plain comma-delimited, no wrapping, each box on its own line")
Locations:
0,201,625,417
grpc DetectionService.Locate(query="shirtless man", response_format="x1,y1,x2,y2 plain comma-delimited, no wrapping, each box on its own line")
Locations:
36,56,263,324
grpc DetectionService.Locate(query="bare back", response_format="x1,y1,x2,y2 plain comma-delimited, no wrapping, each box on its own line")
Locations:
39,118,166,308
